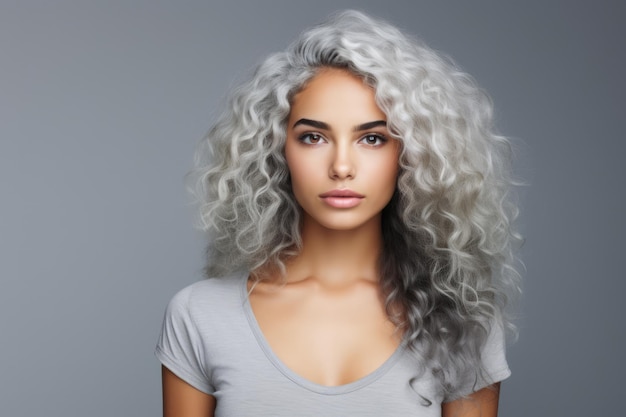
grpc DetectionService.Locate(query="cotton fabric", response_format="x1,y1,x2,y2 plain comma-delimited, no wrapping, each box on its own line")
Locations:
156,273,510,416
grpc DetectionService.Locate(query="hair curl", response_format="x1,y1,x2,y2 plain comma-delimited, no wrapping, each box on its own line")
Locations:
190,10,521,398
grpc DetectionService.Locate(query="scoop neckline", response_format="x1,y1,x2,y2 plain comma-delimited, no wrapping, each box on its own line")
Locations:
240,273,407,395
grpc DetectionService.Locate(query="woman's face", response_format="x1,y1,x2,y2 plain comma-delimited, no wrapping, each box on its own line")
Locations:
285,68,400,232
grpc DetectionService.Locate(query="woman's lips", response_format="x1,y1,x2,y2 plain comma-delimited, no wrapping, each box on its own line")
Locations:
319,189,364,208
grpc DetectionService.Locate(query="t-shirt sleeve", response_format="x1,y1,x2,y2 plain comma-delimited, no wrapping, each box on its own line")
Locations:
155,285,215,394
447,317,512,401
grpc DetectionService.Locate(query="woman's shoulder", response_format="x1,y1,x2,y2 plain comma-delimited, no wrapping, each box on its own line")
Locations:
165,272,248,320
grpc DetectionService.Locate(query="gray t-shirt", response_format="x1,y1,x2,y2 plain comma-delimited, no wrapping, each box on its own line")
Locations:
156,273,510,416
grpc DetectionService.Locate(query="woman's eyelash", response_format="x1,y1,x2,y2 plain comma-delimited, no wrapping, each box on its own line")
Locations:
296,132,388,145
298,132,326,144
359,133,388,145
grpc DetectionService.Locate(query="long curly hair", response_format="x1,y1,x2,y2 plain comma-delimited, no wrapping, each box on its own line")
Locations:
190,10,521,397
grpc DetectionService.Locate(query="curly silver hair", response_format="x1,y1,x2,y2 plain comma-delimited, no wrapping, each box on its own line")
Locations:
190,10,521,397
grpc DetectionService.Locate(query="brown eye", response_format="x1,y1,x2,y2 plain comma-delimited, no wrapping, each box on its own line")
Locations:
359,134,387,146
299,133,326,145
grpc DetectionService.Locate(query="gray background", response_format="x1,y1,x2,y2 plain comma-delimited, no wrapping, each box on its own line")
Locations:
1,0,624,416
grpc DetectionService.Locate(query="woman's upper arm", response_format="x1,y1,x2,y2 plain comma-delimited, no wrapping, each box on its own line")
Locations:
441,382,501,417
162,365,216,417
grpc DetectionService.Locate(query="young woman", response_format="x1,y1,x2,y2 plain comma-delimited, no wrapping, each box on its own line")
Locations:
156,10,521,417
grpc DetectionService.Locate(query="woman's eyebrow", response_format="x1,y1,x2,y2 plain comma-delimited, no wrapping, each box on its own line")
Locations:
353,120,387,132
292,118,387,131
292,118,329,130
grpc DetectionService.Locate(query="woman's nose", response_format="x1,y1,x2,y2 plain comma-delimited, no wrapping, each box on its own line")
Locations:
329,142,355,179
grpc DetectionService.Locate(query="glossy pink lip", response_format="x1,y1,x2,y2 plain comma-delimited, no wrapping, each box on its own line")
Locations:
319,189,364,208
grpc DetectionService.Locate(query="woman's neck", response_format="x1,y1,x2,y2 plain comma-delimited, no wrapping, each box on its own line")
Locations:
285,214,384,287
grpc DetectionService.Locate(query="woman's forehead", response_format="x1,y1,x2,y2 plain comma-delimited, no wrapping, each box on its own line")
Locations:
288,68,385,126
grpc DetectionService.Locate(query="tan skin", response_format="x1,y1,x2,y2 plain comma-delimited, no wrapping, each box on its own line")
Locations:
162,68,501,416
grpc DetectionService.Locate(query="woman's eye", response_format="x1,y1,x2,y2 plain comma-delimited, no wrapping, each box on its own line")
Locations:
299,133,325,145
359,134,387,146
